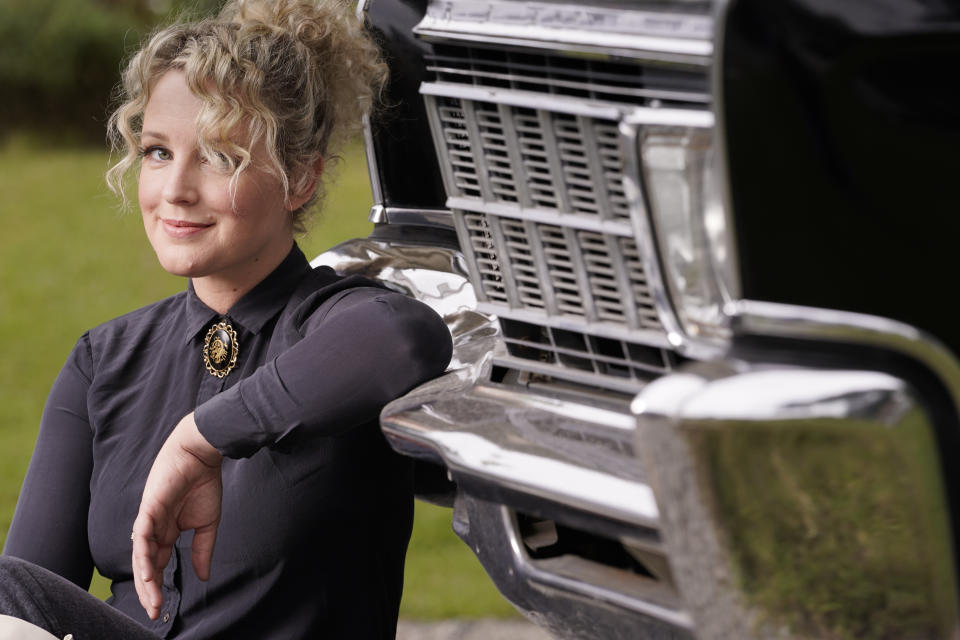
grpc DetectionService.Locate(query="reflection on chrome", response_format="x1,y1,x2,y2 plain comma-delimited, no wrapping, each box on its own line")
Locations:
312,237,493,372
635,364,959,640
731,299,960,417
681,368,911,423
386,382,658,527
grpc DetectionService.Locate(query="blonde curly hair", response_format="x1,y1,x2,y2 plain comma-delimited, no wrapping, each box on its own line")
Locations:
107,0,387,231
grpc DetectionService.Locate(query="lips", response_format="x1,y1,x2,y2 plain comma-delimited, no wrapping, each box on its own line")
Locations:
161,218,214,238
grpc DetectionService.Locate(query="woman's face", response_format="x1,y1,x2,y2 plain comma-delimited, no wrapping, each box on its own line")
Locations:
138,70,298,289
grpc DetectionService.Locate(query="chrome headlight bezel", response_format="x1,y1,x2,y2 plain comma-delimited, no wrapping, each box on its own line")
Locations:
640,121,740,347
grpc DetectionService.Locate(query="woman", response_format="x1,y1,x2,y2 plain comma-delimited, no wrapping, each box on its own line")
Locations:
0,0,452,638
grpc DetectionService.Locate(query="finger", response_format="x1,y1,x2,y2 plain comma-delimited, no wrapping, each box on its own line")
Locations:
131,548,148,615
133,541,161,619
132,514,163,619
191,523,219,581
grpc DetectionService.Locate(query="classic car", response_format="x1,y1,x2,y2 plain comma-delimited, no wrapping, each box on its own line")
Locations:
314,0,960,638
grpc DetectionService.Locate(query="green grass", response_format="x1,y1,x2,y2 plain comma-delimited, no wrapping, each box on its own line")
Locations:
0,138,516,619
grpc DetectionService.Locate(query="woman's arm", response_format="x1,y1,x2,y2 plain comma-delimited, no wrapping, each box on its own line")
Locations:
195,289,452,457
132,289,451,617
3,336,96,589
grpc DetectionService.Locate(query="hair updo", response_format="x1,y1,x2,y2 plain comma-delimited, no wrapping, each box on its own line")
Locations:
107,0,387,231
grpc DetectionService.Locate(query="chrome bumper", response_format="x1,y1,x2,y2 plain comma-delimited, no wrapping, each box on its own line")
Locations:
384,356,956,640
317,238,958,640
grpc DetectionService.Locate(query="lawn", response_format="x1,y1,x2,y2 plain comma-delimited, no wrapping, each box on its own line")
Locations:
0,137,516,619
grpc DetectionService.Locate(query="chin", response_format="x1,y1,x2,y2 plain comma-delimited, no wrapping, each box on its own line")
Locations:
153,248,210,279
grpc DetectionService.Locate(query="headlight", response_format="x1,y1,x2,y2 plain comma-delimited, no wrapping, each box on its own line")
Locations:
642,125,738,342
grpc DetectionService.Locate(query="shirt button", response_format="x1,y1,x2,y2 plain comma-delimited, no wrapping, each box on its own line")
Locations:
163,613,170,623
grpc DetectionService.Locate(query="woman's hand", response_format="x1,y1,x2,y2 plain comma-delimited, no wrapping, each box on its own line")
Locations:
131,412,223,620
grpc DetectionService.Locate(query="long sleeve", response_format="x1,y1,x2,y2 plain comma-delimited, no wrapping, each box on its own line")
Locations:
194,289,452,459
3,335,95,589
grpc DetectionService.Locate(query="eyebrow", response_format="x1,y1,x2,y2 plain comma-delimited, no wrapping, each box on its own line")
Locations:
140,131,169,141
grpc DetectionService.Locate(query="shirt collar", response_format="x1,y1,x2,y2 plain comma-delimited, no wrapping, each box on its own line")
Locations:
183,243,312,344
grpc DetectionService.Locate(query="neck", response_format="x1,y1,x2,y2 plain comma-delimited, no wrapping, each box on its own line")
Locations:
192,239,294,314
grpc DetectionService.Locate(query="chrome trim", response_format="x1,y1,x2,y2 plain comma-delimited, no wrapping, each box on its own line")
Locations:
446,197,635,237
499,506,695,630
633,362,958,640
730,300,960,416
382,381,660,528
486,384,635,431
309,237,477,332
357,0,385,216
422,82,623,121
623,114,737,362
619,120,686,351
361,115,384,213
415,0,712,65
368,206,456,229
452,495,695,639
709,0,741,305
422,82,715,127
426,63,710,107
633,365,915,423
368,204,387,224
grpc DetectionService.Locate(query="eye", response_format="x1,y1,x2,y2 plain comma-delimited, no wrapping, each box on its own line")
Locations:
141,146,172,162
201,150,232,170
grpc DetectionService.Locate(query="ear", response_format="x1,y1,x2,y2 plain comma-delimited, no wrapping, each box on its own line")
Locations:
286,156,325,211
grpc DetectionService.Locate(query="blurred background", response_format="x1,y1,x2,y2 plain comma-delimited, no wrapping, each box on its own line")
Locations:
0,0,515,620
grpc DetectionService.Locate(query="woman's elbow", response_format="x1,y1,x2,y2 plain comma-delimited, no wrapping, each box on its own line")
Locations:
379,295,453,388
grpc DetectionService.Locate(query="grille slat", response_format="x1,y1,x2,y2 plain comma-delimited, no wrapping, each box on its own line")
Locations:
540,225,586,318
502,220,545,310
426,45,710,108
621,238,662,328
463,213,508,304
579,231,628,323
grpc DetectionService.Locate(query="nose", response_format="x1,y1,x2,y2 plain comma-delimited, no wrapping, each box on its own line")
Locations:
162,161,199,205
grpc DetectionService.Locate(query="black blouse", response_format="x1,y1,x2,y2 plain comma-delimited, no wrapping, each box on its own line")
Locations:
3,244,453,639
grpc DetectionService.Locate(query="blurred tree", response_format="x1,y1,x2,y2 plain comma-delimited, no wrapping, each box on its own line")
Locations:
0,0,225,144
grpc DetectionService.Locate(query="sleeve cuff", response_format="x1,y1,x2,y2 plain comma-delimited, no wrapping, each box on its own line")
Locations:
194,383,265,459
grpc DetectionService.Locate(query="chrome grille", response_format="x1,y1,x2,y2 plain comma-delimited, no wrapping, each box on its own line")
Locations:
436,100,632,222
454,212,663,332
423,43,710,390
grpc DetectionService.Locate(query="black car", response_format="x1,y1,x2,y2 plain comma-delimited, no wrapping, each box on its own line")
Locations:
316,1,960,638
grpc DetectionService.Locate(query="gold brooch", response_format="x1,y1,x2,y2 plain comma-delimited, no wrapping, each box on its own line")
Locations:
203,320,239,378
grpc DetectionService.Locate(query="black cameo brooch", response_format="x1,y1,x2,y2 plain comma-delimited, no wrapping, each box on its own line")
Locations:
203,320,239,378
